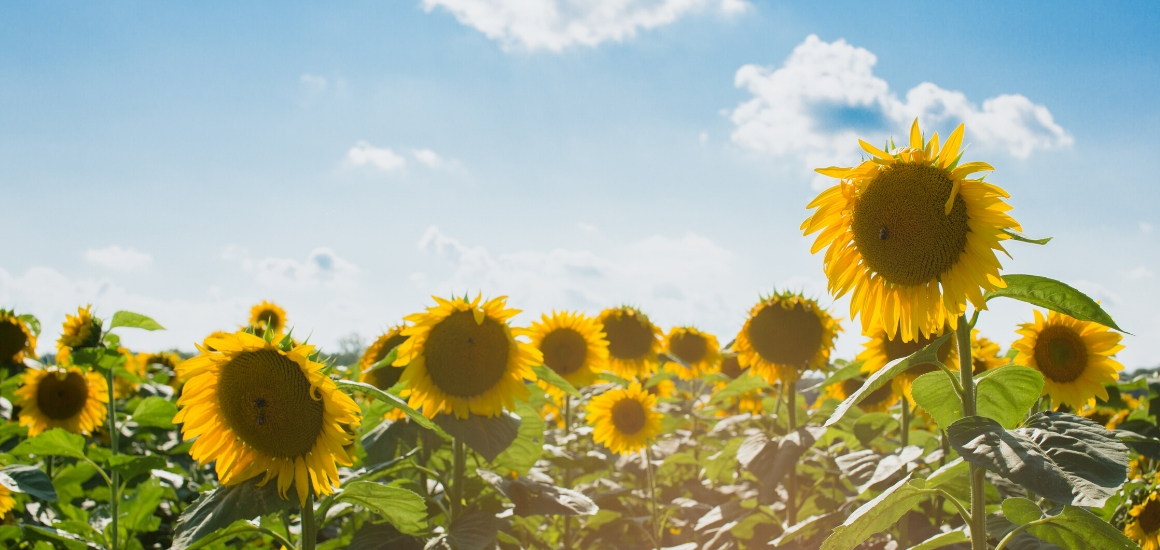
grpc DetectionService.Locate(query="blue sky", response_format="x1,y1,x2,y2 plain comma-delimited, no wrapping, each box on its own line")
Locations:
2,0,1158,368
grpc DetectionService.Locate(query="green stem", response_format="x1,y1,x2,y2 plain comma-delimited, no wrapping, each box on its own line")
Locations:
301,490,316,550
186,524,296,550
786,378,798,525
452,437,466,521
994,522,1038,550
899,397,910,547
957,314,987,550
643,447,661,550
563,396,573,550
929,488,972,526
106,365,119,550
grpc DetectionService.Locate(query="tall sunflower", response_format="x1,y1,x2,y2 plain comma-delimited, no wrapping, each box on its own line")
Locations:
523,311,609,391
0,310,36,365
249,301,288,335
734,293,839,384
802,120,1021,342
358,326,410,421
1011,309,1123,409
970,330,1005,375
174,331,361,505
587,382,663,456
598,307,662,379
1127,492,1160,550
57,305,102,351
663,327,721,381
15,366,109,436
858,326,958,401
393,295,541,419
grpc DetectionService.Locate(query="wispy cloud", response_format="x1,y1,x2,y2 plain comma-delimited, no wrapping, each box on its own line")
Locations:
84,246,153,271
345,141,407,172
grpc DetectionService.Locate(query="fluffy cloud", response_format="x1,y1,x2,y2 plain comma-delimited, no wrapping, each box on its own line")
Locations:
224,247,361,290
346,141,407,172
84,246,153,271
422,0,748,52
730,35,1072,180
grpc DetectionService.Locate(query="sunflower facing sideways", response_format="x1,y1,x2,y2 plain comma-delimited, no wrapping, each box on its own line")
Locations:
358,326,410,421
734,292,839,384
598,306,662,379
248,300,288,336
858,326,958,402
393,295,542,419
587,382,663,456
15,365,109,436
173,331,362,505
1012,309,1124,409
663,326,721,381
803,120,1021,343
523,311,609,391
57,305,102,352
0,310,37,366
1126,492,1160,550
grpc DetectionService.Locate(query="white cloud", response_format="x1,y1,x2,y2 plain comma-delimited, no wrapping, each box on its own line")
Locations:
346,141,407,172
224,246,361,290
412,148,443,168
730,35,1072,179
1128,266,1155,280
84,246,153,271
300,73,328,92
422,0,749,52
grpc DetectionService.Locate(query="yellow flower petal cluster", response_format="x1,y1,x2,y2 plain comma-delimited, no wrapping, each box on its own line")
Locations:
587,382,663,456
1127,492,1160,550
249,301,288,335
663,327,721,381
57,305,101,351
1012,309,1123,409
734,293,838,384
598,307,662,379
15,366,109,436
358,326,410,421
522,310,609,391
0,485,14,517
0,310,37,365
970,330,1005,375
857,326,958,402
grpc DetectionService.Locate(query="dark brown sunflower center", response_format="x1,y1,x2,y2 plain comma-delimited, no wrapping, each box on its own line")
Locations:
610,398,647,435
669,332,709,366
424,310,510,398
972,357,990,376
36,371,89,420
602,312,655,361
257,310,282,331
367,334,409,390
1086,411,1112,426
0,320,28,362
217,349,324,459
882,331,955,363
1140,498,1160,534
851,163,970,287
844,378,893,407
1033,325,1088,383
719,356,743,379
541,328,588,376
747,303,824,367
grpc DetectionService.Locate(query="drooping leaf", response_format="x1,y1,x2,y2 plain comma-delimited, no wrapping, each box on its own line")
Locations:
446,511,506,550
709,372,770,405
491,401,544,475
1001,228,1053,245
984,275,1125,332
976,366,1045,429
531,365,580,397
0,464,57,501
855,446,924,494
131,396,177,429
11,428,86,460
171,476,297,549
911,371,962,430
336,380,437,430
824,333,954,427
478,469,598,517
108,311,165,331
434,411,521,463
337,481,427,535
1023,505,1138,550
820,476,930,550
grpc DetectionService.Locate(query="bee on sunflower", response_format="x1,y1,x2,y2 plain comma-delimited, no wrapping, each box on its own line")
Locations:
663,326,721,381
393,294,542,419
358,326,410,421
598,306,662,379
1011,309,1124,409
1126,492,1160,550
803,120,1020,343
587,382,664,456
0,310,37,367
857,326,958,402
173,330,362,505
248,300,288,337
15,365,109,436
734,292,839,384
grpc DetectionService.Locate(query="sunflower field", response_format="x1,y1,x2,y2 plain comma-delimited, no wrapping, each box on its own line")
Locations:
0,120,1155,550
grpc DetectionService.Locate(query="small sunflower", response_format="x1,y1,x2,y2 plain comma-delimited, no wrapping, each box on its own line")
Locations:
0,485,14,517
249,301,288,335
598,307,662,379
970,330,1005,375
393,295,542,419
1012,310,1123,409
523,311,609,391
820,377,899,413
15,365,109,436
734,293,839,384
1127,492,1160,550
587,382,664,455
139,351,182,374
174,331,362,505
802,120,1021,343
358,327,410,421
1081,403,1131,431
643,375,675,399
858,326,958,402
57,305,102,351
0,310,37,365
663,327,721,381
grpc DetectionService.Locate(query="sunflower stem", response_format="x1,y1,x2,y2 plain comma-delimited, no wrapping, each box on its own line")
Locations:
562,396,573,550
451,437,466,521
106,362,119,550
642,446,661,550
301,490,316,550
899,397,910,547
957,314,987,550
786,377,798,526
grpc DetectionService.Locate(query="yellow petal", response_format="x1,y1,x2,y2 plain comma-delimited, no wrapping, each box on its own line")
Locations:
909,119,922,149
859,139,892,160
940,124,965,167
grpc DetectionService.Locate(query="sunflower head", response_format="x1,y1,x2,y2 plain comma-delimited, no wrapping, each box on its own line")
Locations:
663,327,721,381
597,306,662,379
249,301,288,336
821,376,899,413
0,310,37,365
1012,309,1124,410
803,120,1021,343
1127,492,1160,550
718,354,745,379
734,292,839,384
393,294,541,419
57,305,102,351
523,311,609,393
174,330,362,505
0,485,14,518
858,325,958,402
970,330,1005,375
586,382,664,456
357,326,411,421
14,365,109,436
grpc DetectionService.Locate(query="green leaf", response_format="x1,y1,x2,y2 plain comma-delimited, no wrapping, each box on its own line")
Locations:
478,469,598,517
984,275,1125,332
925,458,967,488
1003,497,1045,525
171,476,297,550
1001,228,1053,245
911,371,963,430
336,379,437,431
337,481,428,536
807,360,865,391
852,412,899,447
121,478,164,533
11,428,86,460
820,476,930,550
770,512,844,547
737,427,826,495
447,511,506,550
531,365,580,397
348,521,424,550
434,411,521,463
824,332,954,427
131,397,177,429
0,464,58,501
909,529,968,550
17,313,41,336
106,454,167,483
976,366,1045,429
1024,505,1139,550
708,372,770,405
492,401,544,475
108,311,165,331
22,525,93,550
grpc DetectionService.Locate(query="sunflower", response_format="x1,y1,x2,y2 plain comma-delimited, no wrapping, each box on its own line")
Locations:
1081,403,1131,431
57,305,102,351
0,485,14,517
970,330,1005,375
802,120,1021,343
1127,492,1160,550
706,355,765,416
587,382,664,456
643,375,675,399
734,293,839,384
358,326,410,421
858,326,958,401
15,366,109,436
393,295,541,419
523,311,609,391
1011,309,1124,409
249,301,288,335
663,327,721,381
820,377,899,413
113,348,145,399
0,310,36,365
173,331,361,505
598,307,662,379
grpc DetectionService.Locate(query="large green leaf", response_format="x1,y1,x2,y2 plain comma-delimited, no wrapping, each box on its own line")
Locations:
17,313,41,336
1015,503,1139,550
348,521,425,550
108,311,165,331
824,333,954,428
852,412,898,447
709,372,770,405
446,511,506,550
337,481,427,536
909,529,968,550
478,469,597,517
807,360,864,391
0,464,57,501
434,411,521,463
336,380,436,430
11,428,86,460
820,476,930,550
171,476,297,549
984,275,1124,332
976,366,1045,429
491,401,544,474
531,365,580,397
911,370,962,430
737,426,826,496
1003,497,1046,525
121,478,164,533
106,454,167,483
22,525,93,550
131,397,177,429
924,457,967,488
